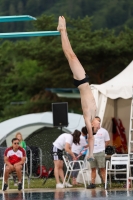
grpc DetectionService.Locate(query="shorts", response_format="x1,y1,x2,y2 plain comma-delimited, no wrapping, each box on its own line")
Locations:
51,145,63,161
73,74,89,87
90,151,105,168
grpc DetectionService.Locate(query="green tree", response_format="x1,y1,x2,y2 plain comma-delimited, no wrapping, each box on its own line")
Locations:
17,1,24,14
0,15,133,121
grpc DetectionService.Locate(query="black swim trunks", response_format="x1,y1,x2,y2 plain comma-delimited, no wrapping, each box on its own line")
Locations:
73,74,89,87
51,145,63,161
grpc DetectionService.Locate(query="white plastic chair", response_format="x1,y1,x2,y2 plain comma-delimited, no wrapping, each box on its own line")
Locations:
105,154,129,190
63,155,90,188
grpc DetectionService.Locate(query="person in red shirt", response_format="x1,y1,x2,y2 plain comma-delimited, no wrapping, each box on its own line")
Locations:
3,138,26,191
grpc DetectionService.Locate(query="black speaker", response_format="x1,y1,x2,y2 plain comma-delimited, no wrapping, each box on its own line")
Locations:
52,102,68,127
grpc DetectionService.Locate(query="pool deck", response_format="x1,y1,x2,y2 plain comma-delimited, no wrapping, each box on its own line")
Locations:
0,187,132,193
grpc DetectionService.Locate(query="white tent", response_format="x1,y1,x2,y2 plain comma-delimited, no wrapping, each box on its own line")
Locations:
91,61,133,146
0,111,102,184
77,60,133,185
0,112,85,147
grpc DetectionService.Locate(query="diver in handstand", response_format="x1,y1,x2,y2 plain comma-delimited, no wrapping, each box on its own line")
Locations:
57,16,100,160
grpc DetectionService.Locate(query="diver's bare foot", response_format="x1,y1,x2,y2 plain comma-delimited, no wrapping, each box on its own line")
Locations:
57,16,66,32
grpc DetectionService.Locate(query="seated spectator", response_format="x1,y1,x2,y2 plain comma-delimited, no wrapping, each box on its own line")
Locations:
68,126,89,185
3,138,26,191
13,132,26,186
15,132,26,150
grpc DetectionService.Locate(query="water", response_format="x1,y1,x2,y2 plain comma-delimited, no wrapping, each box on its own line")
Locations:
0,189,133,200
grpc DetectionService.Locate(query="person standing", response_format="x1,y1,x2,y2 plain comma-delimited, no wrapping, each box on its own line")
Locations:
68,126,89,185
51,130,81,189
87,116,110,189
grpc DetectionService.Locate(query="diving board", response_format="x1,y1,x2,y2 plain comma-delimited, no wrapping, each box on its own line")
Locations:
0,15,36,22
0,31,60,38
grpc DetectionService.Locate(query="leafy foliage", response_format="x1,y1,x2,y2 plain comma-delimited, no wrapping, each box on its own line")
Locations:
0,14,133,121
0,0,133,32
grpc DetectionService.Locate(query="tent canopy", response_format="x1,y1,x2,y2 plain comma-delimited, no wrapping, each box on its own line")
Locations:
91,61,133,99
0,112,85,147
91,61,133,148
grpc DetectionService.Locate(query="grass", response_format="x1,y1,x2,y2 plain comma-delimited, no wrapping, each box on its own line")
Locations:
0,178,131,190
0,178,56,189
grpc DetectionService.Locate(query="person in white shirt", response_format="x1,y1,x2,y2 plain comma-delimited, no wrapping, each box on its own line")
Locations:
68,126,89,185
87,116,110,189
51,130,81,189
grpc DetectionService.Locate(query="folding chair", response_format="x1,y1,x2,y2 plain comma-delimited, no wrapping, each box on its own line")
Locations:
105,154,129,190
2,157,30,190
63,155,90,188
0,147,7,179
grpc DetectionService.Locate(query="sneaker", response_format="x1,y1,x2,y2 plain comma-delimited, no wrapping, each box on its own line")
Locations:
87,183,96,189
56,183,64,189
18,182,22,191
65,182,73,188
3,183,8,191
